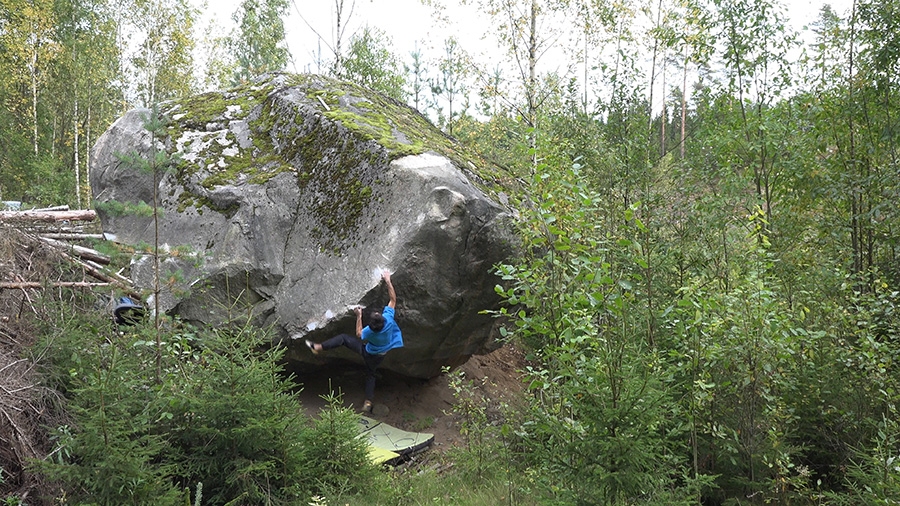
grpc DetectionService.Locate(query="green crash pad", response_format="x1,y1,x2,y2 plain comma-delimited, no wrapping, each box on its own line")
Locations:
357,416,434,465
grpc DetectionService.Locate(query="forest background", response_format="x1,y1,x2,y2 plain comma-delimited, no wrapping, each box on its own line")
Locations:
2,0,900,504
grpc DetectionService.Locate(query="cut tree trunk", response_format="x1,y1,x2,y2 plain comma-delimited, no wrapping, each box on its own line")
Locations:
0,281,111,289
0,210,96,222
40,233,105,241
37,236,110,265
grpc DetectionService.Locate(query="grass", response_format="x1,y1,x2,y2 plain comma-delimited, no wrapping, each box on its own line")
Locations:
414,416,435,432
399,411,437,433
317,451,544,506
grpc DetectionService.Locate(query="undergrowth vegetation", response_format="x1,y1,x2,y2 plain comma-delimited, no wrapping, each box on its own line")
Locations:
5,167,898,506
13,156,900,505
6,0,900,499
32,305,378,505
467,157,900,505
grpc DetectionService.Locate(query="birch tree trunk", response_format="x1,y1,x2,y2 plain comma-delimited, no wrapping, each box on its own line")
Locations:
682,49,688,159
527,0,538,172
661,48,667,158
86,104,92,203
75,93,82,209
331,0,355,76
31,33,39,156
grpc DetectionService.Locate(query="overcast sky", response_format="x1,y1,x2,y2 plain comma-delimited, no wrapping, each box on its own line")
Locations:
199,0,461,73
201,0,855,72
195,0,855,115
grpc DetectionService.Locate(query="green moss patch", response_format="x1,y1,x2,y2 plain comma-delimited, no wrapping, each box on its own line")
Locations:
156,73,513,247
294,75,510,189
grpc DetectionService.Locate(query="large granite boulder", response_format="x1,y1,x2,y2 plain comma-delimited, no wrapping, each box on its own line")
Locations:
89,73,519,379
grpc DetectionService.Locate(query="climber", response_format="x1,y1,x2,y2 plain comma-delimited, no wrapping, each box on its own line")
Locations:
306,270,403,413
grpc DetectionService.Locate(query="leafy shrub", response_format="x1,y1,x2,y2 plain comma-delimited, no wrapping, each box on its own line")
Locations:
488,162,696,504
161,321,312,504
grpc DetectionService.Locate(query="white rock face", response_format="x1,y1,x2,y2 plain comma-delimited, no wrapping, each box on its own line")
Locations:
90,73,518,379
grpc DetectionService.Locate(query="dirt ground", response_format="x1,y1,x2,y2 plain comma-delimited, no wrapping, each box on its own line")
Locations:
292,343,527,452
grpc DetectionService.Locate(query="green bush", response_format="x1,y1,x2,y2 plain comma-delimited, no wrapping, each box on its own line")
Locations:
488,162,706,504
36,312,182,505
161,321,312,504
298,391,380,500
33,307,374,504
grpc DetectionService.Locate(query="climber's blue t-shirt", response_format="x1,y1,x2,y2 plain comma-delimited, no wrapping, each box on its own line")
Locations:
362,306,403,355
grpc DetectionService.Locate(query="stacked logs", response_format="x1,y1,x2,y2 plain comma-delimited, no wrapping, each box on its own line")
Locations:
0,206,138,298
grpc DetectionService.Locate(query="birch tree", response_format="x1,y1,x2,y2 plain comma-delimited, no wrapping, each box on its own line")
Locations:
0,0,58,156
712,0,797,227
457,0,566,171
51,0,122,207
126,0,198,107
296,0,357,77
341,27,405,100
229,0,290,85
0,0,65,204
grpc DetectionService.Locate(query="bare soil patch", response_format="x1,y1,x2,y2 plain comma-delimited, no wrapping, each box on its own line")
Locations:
292,343,527,451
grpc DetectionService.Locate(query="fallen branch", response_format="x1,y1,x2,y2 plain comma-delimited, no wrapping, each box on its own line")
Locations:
1,384,34,396
85,260,132,285
0,359,27,375
0,405,38,462
0,210,96,222
30,205,69,212
38,247,142,299
0,281,112,289
40,233,105,241
38,236,111,265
